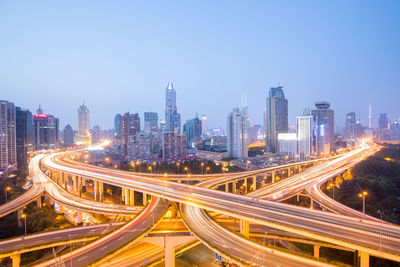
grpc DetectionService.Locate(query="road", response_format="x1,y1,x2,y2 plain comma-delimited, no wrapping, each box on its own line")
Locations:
41,143,400,262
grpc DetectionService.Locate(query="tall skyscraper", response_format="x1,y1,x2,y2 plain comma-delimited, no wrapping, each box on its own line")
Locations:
76,103,91,145
144,112,158,134
378,113,388,130
201,115,208,137
345,112,356,140
296,112,313,160
63,124,74,146
114,114,121,140
15,107,33,171
32,106,59,150
183,116,202,148
0,100,17,171
265,86,288,153
312,101,334,155
165,81,181,134
120,112,140,156
227,107,248,159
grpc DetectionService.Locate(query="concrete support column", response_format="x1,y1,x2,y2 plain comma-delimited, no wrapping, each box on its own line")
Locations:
94,181,99,201
313,244,320,258
272,172,275,183
17,209,23,228
11,254,21,267
36,196,42,208
72,176,77,193
59,203,64,213
62,173,67,189
82,177,86,186
244,178,247,193
143,193,148,206
296,193,300,203
252,176,256,191
239,219,250,238
77,210,83,224
310,198,314,209
287,168,291,177
225,183,229,192
129,189,135,206
165,238,175,267
360,251,370,267
99,182,104,202
232,182,236,194
77,176,82,197
123,188,129,205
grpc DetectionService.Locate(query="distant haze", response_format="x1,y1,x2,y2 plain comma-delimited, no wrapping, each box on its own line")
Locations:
0,1,399,130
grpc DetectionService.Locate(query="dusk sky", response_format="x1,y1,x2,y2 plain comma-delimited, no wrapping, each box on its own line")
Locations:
1,1,399,131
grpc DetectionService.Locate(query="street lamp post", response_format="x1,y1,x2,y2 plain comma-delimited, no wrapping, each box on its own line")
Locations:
358,191,368,214
21,214,27,235
176,162,180,174
5,187,11,203
329,183,335,200
201,162,205,175
148,166,152,174
152,162,157,173
206,166,210,175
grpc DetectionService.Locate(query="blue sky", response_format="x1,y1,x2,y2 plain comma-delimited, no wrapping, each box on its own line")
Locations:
0,1,399,130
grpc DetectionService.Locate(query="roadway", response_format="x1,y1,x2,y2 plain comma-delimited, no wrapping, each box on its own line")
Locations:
41,143,400,262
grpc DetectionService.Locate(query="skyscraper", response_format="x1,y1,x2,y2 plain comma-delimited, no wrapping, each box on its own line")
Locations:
144,112,158,134
227,107,248,159
165,81,181,134
120,112,140,156
378,113,388,130
183,116,202,148
91,125,101,144
114,114,121,140
312,101,334,155
201,115,208,137
345,112,356,140
15,107,33,171
32,106,59,150
76,103,91,145
265,86,288,153
297,112,313,160
63,124,74,146
0,100,17,171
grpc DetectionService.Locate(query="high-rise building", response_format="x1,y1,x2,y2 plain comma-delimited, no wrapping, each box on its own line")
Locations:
378,113,388,130
114,114,121,140
120,112,140,156
0,100,17,171
201,115,208,137
183,116,202,148
15,107,33,171
227,107,248,159
165,81,181,134
76,103,91,145
265,86,288,153
91,125,101,144
63,124,74,146
345,112,356,140
127,133,151,160
144,112,158,134
296,113,313,160
32,106,59,150
162,132,186,159
278,133,298,158
312,101,334,155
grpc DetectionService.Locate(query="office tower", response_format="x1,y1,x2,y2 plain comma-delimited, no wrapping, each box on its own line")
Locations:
183,116,202,148
278,133,298,158
345,112,356,140
127,133,151,160
32,106,59,150
159,120,167,133
162,132,186,159
114,114,121,140
144,112,158,134
368,105,372,129
265,86,288,153
76,103,91,145
165,81,181,133
63,124,74,146
296,113,313,160
0,100,17,171
227,107,248,159
378,113,388,129
91,125,101,144
248,125,263,144
15,107,33,171
120,112,140,156
201,115,208,137
312,101,334,155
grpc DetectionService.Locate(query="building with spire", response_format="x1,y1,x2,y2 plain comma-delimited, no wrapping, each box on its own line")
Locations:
165,81,181,134
75,102,91,145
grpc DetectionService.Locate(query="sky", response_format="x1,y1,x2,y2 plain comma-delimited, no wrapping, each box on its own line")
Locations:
0,1,399,131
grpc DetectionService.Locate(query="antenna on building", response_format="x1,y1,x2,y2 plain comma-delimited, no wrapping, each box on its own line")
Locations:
242,94,247,107
368,104,372,129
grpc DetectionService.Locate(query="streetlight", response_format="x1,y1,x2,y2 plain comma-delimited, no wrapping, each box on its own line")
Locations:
201,162,205,175
148,166,153,174
184,167,189,175
21,214,27,235
137,160,141,172
176,162,180,174
358,191,368,214
5,187,11,203
329,183,335,200
206,166,210,175
152,162,157,173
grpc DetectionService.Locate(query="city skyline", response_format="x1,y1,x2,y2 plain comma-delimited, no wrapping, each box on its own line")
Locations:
1,1,399,130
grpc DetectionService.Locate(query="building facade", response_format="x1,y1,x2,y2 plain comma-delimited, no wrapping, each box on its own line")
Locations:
75,103,91,145
0,100,17,171
162,132,186,159
120,112,140,156
15,107,33,171
183,117,202,148
201,115,208,137
312,101,334,155
278,133,298,158
144,112,158,134
345,112,356,140
265,86,288,153
63,124,74,146
227,107,248,159
165,81,181,134
296,114,313,160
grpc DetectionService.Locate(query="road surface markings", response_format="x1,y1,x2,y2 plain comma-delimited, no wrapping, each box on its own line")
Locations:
99,245,108,251
118,236,124,241
78,256,87,261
